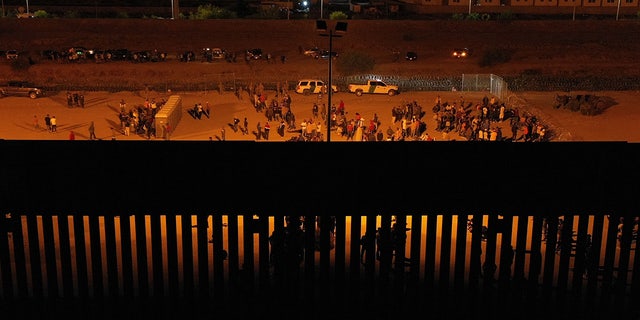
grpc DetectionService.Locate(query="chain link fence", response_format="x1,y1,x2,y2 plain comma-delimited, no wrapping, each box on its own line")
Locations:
42,73,640,95
461,74,508,101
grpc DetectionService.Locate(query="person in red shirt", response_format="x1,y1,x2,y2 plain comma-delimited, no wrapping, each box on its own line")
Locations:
368,119,376,134
69,131,75,140
264,122,271,140
338,100,345,115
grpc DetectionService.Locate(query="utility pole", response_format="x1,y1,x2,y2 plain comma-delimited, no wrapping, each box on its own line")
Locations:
173,0,179,19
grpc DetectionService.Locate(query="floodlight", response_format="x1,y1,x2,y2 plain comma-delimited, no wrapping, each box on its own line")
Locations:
316,20,328,33
335,21,348,34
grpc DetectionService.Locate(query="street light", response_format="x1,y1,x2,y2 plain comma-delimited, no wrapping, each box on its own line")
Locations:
316,19,347,142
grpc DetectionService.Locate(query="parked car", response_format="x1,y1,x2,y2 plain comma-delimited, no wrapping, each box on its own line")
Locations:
246,48,262,60
314,50,338,60
66,47,90,61
201,47,225,61
5,50,19,60
92,49,108,62
452,48,471,58
149,49,168,62
132,51,151,63
16,12,34,18
41,49,59,60
108,48,131,61
405,51,418,61
295,79,338,95
303,46,321,57
0,80,44,99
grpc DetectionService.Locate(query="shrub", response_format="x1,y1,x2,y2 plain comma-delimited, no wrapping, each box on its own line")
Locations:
452,13,465,20
63,11,80,18
498,10,514,21
335,51,375,76
466,12,482,20
33,10,49,18
330,11,348,20
245,7,282,19
189,4,237,19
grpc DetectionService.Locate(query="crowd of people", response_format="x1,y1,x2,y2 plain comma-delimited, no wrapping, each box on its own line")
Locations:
115,97,167,139
32,84,551,143
240,86,550,143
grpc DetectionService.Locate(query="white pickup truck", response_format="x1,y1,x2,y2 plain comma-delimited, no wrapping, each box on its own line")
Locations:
347,80,399,96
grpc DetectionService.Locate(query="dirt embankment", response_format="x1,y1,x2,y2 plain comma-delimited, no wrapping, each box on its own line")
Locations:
2,19,640,91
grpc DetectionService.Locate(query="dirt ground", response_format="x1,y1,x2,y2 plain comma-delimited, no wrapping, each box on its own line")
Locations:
1,19,640,142
2,89,639,142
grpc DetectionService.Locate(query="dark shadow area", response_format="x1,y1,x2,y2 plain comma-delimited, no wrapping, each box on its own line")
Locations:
0,141,638,320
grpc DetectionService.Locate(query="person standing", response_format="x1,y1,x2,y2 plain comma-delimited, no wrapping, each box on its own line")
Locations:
119,99,126,113
164,122,171,141
33,115,40,130
256,121,262,140
50,115,57,133
197,103,204,119
232,116,240,132
264,122,271,140
66,92,73,107
44,114,51,132
69,131,75,140
88,121,97,140
123,117,130,136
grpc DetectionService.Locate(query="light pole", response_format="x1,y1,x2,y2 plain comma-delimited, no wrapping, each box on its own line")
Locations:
171,0,179,19
316,20,347,142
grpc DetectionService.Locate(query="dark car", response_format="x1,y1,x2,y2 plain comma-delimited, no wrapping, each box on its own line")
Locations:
405,51,418,61
149,49,168,62
132,51,151,63
452,47,471,58
246,48,262,60
0,80,44,99
92,49,108,62
314,50,338,60
65,47,89,62
42,49,62,60
5,50,19,60
108,48,131,61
